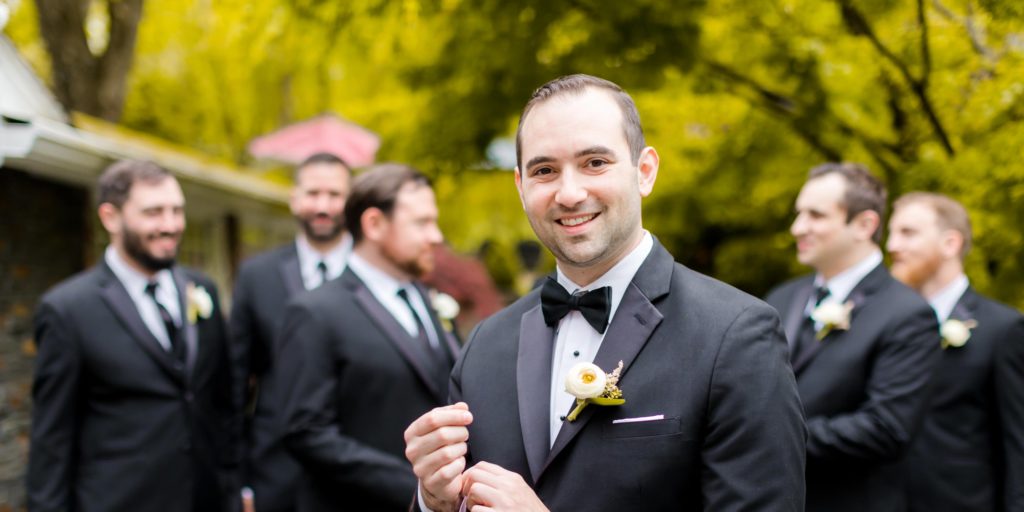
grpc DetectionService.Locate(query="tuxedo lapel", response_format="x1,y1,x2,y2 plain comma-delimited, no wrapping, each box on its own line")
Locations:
278,246,304,296
98,265,183,384
542,241,671,476
792,263,889,375
172,267,198,380
516,305,555,484
347,273,443,400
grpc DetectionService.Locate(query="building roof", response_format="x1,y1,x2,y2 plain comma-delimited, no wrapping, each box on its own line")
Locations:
247,113,380,167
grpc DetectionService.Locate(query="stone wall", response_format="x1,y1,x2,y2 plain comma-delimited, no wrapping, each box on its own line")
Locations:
0,168,89,511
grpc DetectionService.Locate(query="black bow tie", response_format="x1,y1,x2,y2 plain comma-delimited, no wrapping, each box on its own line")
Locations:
540,277,612,334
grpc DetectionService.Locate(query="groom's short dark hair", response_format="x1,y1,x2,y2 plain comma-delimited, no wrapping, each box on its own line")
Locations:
808,162,887,244
96,160,174,209
344,163,431,243
515,74,645,169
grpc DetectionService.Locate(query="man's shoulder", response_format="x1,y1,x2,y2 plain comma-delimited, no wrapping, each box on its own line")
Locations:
968,289,1023,327
670,263,775,316
39,266,105,309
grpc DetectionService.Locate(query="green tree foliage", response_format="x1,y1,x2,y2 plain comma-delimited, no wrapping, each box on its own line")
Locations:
6,0,1023,303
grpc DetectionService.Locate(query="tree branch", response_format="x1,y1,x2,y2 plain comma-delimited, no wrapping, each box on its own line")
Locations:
835,0,954,155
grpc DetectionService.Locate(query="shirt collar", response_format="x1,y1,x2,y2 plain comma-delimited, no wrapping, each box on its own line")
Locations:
296,233,351,279
928,274,970,323
555,231,653,324
347,251,407,299
814,249,882,303
104,245,176,297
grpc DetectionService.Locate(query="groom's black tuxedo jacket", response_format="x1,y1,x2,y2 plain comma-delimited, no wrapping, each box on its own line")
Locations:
230,243,308,512
766,263,941,512
904,287,1024,512
278,268,458,512
28,261,237,512
453,240,806,511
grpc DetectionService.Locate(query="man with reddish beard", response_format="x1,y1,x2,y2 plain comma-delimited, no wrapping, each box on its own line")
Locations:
28,160,237,511
766,163,941,512
404,74,805,511
887,192,1024,512
230,153,352,512
277,164,459,511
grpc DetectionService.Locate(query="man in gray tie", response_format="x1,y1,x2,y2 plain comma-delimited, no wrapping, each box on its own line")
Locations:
230,152,352,512
28,160,237,511
277,163,459,511
404,74,806,511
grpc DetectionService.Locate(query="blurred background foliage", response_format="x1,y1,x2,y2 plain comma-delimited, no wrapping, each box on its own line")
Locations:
5,0,1024,304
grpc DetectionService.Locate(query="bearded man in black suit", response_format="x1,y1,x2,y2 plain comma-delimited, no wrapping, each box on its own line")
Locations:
278,164,459,511
230,152,352,512
766,162,941,512
28,160,237,511
887,192,1024,512
404,74,806,512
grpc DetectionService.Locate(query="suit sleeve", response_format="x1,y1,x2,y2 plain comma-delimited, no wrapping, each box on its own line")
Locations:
228,270,257,481
205,281,242,469
27,301,82,511
280,302,417,508
805,303,940,462
701,302,807,512
995,314,1024,511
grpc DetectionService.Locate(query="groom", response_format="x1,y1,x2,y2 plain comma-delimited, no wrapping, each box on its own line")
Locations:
403,74,806,511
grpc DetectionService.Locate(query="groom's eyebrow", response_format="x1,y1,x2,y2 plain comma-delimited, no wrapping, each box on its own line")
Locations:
525,155,555,170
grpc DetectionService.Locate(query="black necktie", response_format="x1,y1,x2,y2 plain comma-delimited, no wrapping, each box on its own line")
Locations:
144,281,185,362
316,261,329,287
792,286,832,363
540,277,612,334
397,287,451,391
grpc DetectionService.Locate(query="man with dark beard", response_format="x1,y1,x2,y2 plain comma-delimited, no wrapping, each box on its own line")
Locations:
277,164,459,511
887,192,1024,512
28,160,237,511
230,153,352,512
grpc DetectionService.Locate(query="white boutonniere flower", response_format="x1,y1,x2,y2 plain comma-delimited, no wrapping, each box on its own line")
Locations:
811,301,854,340
564,360,625,422
430,291,460,332
186,283,213,324
940,319,977,349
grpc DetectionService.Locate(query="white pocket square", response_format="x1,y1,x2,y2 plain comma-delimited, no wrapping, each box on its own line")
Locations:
612,414,665,424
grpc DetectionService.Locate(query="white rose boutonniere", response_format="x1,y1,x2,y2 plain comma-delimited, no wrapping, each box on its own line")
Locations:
564,360,625,422
941,319,977,349
186,283,214,324
811,301,854,340
430,291,460,332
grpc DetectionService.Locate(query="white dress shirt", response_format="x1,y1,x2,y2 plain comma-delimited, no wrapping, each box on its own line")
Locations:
548,231,653,445
347,252,439,348
104,245,181,351
807,250,883,329
296,233,352,291
928,274,970,323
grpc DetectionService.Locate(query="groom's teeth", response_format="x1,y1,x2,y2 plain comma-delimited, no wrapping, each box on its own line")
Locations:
561,215,595,227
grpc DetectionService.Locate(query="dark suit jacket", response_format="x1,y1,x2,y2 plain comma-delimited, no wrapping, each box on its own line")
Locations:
766,263,941,512
453,240,806,511
279,268,457,512
230,243,306,512
905,287,1024,512
28,261,237,512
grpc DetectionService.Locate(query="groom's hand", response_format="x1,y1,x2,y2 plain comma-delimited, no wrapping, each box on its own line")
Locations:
404,402,473,512
462,461,548,512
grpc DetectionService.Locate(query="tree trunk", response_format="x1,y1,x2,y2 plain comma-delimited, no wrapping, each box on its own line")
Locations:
33,0,144,122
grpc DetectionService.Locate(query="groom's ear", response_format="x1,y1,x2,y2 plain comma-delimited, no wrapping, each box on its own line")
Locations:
514,167,526,210
636,147,659,198
97,203,122,236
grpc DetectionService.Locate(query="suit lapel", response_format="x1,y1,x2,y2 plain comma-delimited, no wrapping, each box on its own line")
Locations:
792,263,889,375
279,245,304,296
784,279,815,350
347,272,444,400
172,267,198,381
949,287,978,322
98,264,183,384
413,283,460,364
540,241,671,476
516,305,555,484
